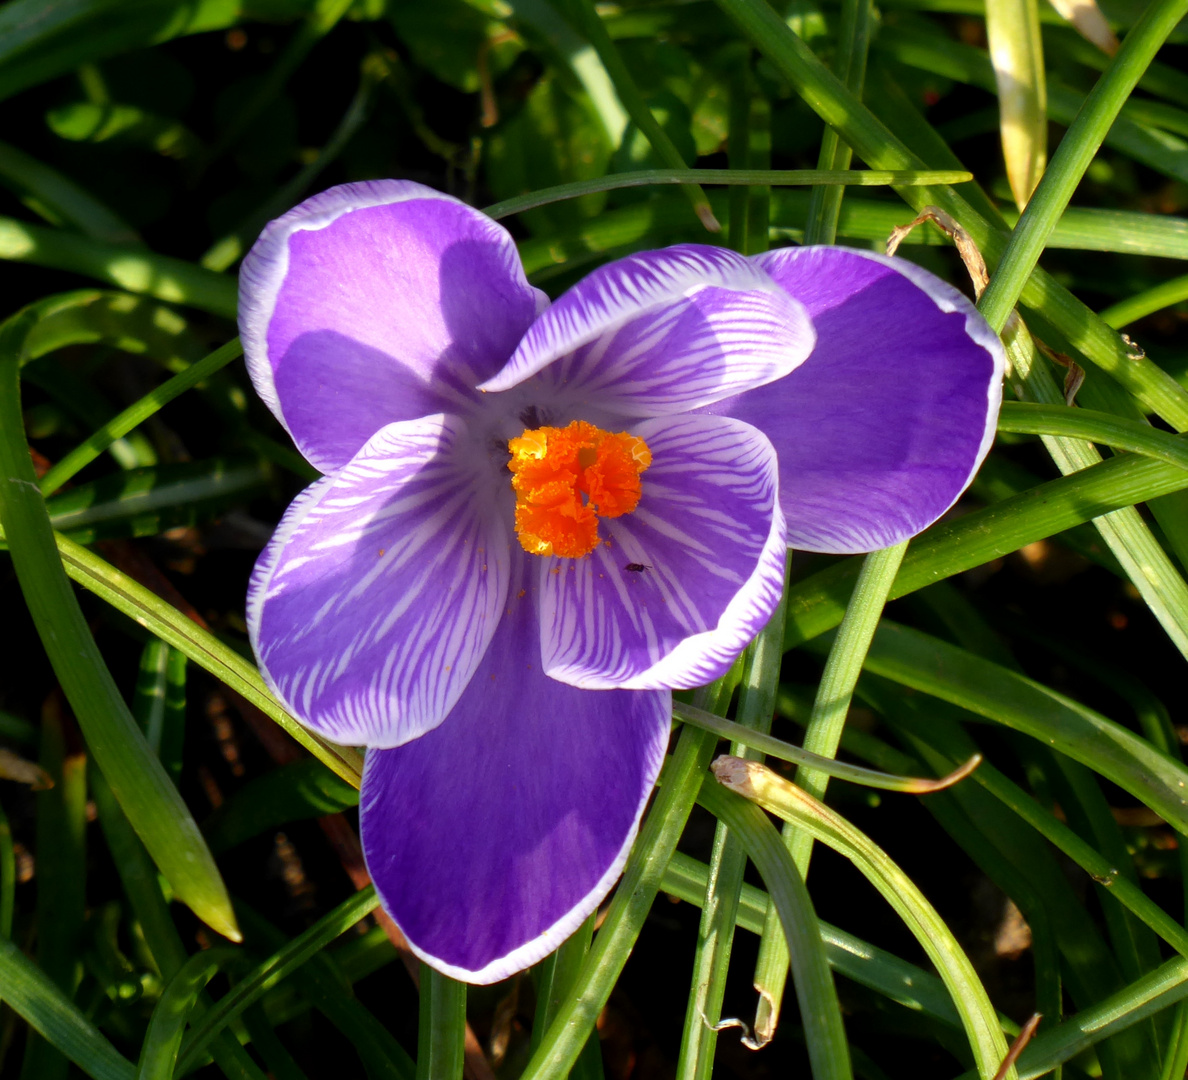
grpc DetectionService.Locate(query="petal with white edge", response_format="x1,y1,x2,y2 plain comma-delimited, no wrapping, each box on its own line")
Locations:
239,179,547,474
248,413,510,748
704,246,1004,553
361,552,670,984
480,244,814,416
542,413,786,690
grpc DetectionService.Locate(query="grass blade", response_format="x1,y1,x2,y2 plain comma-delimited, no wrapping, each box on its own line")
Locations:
698,780,853,1080
713,759,1013,1078
986,0,1047,206
0,311,239,942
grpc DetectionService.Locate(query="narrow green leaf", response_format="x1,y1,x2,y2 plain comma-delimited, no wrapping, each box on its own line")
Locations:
0,218,237,318
521,725,718,1078
663,851,1011,1032
177,888,380,1074
0,310,240,942
854,621,1188,834
30,531,364,787
752,542,907,1046
0,938,134,1080
1008,958,1188,1079
0,138,140,245
138,947,241,1080
783,452,1188,649
698,780,853,1080
1100,273,1188,328
712,0,1188,431
415,966,466,1080
0,0,246,104
997,401,1188,469
678,554,789,1075
483,168,973,220
40,336,243,496
713,759,1012,1079
986,0,1047,206
553,0,719,230
979,0,1188,330
531,914,600,1074
235,902,415,1080
204,759,359,856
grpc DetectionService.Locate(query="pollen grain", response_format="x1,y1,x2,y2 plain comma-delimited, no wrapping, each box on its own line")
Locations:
508,420,651,558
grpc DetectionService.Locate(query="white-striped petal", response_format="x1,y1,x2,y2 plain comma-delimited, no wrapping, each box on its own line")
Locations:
540,413,786,690
247,414,509,747
479,244,815,415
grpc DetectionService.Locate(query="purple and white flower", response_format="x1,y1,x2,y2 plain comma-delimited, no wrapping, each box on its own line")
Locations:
239,180,1003,983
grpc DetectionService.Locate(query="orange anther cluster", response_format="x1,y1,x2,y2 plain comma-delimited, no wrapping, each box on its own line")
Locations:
508,420,652,558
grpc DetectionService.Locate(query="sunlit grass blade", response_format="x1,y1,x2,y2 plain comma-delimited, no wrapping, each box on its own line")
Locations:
678,556,789,1073
0,938,135,1080
552,0,719,230
32,530,364,787
521,724,718,1078
1048,0,1120,52
0,217,236,318
137,947,241,1080
697,780,853,1080
997,401,1188,468
35,458,269,546
176,888,380,1074
713,758,1013,1079
39,336,244,496
662,852,1005,1032
0,314,239,942
853,621,1188,832
1007,958,1188,1079
986,0,1047,206
804,0,873,246
1004,321,1188,663
1100,273,1188,328
978,0,1188,331
484,168,972,220
674,702,978,791
752,542,907,1045
783,451,1188,648
0,138,140,245
712,0,1188,431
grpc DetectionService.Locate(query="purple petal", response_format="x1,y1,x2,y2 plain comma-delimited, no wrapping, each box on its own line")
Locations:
239,180,547,474
361,553,670,983
479,244,815,415
541,414,786,690
247,414,510,748
707,246,1004,553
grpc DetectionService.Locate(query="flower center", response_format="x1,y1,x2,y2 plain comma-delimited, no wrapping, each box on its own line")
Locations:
507,420,652,558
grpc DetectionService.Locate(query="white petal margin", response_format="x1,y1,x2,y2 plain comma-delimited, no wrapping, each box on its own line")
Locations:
478,244,815,414
247,413,510,748
239,178,549,469
359,551,671,983
540,413,787,691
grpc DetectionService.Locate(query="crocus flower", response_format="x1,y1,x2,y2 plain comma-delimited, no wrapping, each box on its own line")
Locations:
240,180,1003,983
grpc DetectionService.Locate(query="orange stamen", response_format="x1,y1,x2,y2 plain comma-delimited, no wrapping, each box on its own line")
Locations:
508,420,652,558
